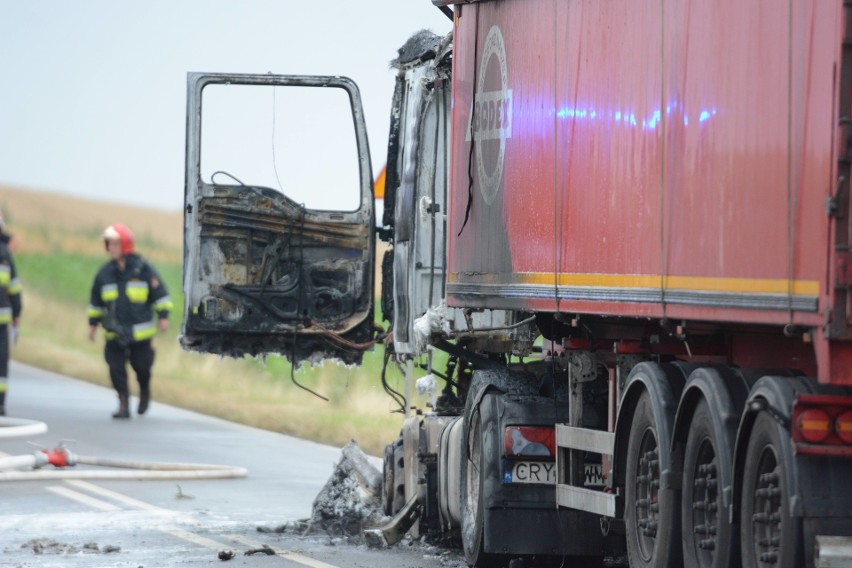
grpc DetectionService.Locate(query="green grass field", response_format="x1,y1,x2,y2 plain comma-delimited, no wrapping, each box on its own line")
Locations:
2,187,429,456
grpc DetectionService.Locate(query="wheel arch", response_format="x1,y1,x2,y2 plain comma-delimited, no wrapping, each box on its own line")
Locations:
613,362,690,510
672,365,750,449
731,374,814,521
671,366,750,506
462,367,538,453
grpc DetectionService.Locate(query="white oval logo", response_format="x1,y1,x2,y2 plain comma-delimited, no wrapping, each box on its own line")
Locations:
467,26,513,205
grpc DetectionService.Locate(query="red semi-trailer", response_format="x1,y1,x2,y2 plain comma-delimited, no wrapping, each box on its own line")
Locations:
439,1,852,567
181,1,852,567
447,0,839,378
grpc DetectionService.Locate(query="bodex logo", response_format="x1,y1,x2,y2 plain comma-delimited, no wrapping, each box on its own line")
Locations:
467,25,513,205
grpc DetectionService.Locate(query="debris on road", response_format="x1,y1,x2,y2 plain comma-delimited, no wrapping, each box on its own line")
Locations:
21,538,120,554
258,441,387,542
244,544,275,556
175,484,194,499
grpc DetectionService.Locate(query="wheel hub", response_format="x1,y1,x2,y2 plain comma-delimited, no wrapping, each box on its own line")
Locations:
751,453,782,566
691,441,719,566
634,430,660,560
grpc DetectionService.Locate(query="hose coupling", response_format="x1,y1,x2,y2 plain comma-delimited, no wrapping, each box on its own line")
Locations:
37,447,78,468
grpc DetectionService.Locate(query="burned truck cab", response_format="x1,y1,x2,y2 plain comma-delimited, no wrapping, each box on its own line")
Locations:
180,28,616,566
181,74,376,365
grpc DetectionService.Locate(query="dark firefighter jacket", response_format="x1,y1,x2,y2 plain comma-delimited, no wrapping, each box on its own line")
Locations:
0,236,22,326
88,254,172,345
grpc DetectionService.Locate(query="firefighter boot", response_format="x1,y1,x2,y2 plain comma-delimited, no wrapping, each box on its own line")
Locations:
112,392,130,419
138,387,150,415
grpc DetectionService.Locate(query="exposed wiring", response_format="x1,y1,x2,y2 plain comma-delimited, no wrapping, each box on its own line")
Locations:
447,315,537,336
289,204,328,402
312,322,379,351
381,345,406,414
289,362,329,402
211,170,246,186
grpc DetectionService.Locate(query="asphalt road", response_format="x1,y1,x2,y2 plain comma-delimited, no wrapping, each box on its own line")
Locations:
0,361,465,568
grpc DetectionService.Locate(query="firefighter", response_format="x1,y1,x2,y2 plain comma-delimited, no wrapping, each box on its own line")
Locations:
0,214,22,416
88,224,172,418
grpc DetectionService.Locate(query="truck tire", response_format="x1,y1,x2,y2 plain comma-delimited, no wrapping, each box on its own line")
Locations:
382,443,394,516
382,434,406,516
681,398,735,568
740,412,803,568
625,390,680,568
460,404,501,568
459,368,539,566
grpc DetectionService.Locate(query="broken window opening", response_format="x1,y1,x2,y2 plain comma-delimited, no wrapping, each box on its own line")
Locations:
200,83,362,212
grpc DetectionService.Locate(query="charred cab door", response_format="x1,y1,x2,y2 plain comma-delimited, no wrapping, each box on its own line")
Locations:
181,73,375,365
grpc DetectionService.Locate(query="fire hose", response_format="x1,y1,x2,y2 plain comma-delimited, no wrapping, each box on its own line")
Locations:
0,417,248,481
0,416,48,439
0,448,248,481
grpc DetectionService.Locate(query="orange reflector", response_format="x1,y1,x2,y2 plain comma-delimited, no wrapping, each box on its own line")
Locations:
504,426,555,458
797,408,831,444
836,410,852,445
374,164,386,200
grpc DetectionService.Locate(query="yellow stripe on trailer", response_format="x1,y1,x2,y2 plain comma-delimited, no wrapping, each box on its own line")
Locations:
450,272,820,297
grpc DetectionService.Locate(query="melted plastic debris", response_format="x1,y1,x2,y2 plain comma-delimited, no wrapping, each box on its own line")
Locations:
391,29,443,68
412,301,451,354
258,441,386,543
416,373,438,408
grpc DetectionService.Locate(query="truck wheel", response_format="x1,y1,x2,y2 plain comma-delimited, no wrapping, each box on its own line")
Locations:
460,406,501,568
391,436,406,514
382,443,394,515
681,398,734,568
625,390,680,568
740,412,802,568
382,435,405,516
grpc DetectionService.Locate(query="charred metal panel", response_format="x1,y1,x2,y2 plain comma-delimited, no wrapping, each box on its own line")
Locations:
181,73,375,365
387,32,454,354
387,30,519,356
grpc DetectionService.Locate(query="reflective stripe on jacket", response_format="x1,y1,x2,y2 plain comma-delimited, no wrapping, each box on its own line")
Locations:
88,254,172,344
0,238,22,325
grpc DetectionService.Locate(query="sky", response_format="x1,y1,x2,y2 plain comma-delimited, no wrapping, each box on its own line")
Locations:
0,1,452,212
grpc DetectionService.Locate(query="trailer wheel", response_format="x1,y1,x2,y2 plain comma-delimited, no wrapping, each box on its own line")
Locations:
461,405,501,568
681,398,733,568
740,412,802,568
625,390,679,568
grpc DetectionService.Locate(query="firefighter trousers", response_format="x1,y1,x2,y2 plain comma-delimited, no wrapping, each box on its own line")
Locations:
0,324,8,411
105,339,154,396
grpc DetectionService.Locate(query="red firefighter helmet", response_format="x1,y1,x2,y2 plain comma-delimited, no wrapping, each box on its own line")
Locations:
102,223,135,255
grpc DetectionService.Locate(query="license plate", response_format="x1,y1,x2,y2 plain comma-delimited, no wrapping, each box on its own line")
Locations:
503,462,604,486
504,461,557,484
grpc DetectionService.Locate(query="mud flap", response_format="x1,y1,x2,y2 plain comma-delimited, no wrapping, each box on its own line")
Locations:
363,494,422,547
